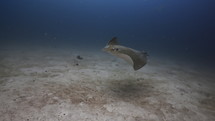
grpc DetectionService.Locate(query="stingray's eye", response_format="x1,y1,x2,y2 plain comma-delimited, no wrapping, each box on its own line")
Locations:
112,48,119,51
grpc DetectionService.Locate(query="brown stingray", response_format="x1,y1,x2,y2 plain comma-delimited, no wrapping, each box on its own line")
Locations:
102,37,148,70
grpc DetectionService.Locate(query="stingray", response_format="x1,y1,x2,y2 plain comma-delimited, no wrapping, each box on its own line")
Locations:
102,37,148,70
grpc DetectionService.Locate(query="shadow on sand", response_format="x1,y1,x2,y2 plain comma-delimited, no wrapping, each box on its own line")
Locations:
106,77,156,101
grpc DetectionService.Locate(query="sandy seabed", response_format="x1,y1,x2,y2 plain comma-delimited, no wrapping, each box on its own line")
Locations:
0,47,214,121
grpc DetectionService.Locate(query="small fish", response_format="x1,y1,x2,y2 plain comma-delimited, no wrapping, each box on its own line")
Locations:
102,37,148,70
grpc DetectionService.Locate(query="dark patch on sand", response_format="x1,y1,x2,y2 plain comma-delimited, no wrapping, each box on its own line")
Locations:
43,82,107,106
106,77,156,100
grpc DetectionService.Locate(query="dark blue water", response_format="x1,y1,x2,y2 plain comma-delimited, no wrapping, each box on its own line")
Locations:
0,0,215,66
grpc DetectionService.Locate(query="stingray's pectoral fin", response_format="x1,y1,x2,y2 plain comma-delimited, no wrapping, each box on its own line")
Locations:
130,53,147,71
133,61,147,70
107,37,118,45
115,51,147,70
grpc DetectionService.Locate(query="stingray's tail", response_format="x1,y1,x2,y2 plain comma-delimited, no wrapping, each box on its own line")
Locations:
141,51,149,57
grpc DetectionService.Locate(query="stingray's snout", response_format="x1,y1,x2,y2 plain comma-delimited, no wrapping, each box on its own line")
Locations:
102,48,106,52
102,45,109,52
